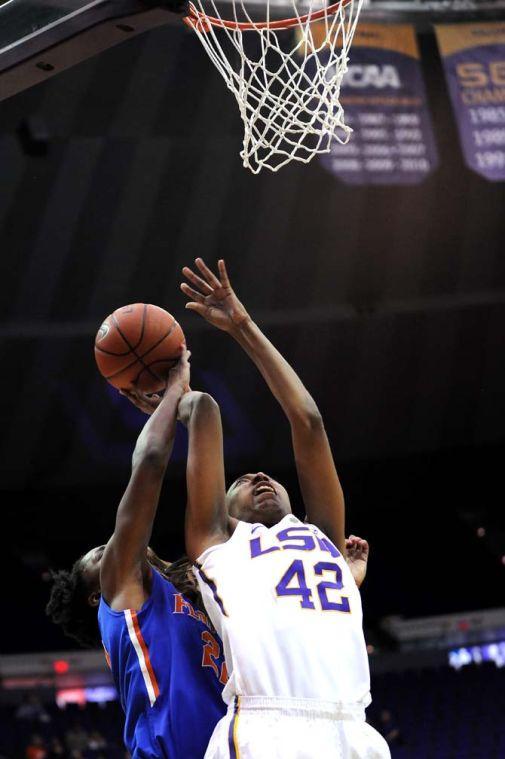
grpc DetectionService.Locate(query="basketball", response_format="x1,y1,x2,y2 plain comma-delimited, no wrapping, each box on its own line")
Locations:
94,303,185,393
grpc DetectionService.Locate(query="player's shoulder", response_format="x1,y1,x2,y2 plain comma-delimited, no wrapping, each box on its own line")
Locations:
149,566,182,601
98,569,175,619
195,518,258,564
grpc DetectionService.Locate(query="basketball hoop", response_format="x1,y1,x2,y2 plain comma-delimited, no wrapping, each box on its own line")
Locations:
183,0,364,173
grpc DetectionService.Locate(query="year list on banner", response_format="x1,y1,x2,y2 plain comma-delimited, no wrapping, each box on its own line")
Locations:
319,24,438,185
436,22,505,182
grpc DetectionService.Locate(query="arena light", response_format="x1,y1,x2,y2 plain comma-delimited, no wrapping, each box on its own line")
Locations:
448,641,505,670
84,686,117,703
53,659,70,674
56,688,86,708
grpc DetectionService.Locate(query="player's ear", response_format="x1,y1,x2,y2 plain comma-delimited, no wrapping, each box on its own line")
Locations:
88,591,100,607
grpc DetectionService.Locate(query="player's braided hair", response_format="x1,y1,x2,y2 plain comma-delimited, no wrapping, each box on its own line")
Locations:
46,561,101,649
161,554,200,606
46,554,202,649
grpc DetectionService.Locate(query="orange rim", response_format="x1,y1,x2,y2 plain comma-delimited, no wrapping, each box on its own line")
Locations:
184,0,351,32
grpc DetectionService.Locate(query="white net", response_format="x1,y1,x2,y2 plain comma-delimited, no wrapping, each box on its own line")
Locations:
185,0,364,173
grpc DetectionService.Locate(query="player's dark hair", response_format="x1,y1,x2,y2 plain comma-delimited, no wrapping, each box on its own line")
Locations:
162,555,199,606
47,554,202,649
46,561,101,649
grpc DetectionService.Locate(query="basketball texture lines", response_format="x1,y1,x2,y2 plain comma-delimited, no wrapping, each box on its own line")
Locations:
94,303,185,393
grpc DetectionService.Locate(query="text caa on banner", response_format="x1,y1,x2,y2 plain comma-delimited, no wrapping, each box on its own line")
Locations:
436,22,505,182
318,24,438,185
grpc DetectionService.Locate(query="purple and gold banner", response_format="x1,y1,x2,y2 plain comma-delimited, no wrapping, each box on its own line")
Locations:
321,24,438,185
436,22,505,182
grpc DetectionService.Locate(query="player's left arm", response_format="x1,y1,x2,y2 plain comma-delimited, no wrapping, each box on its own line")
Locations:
100,351,189,610
181,259,345,554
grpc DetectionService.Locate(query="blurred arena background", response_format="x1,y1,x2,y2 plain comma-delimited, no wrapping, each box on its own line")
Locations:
1,0,505,755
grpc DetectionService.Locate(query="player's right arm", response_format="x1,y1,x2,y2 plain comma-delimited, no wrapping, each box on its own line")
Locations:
181,259,346,554
177,391,230,563
100,350,190,611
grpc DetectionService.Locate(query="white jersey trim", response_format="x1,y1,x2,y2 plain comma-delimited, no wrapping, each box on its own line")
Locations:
124,609,159,707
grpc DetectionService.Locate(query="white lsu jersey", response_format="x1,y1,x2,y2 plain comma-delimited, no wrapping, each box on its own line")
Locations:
194,515,371,708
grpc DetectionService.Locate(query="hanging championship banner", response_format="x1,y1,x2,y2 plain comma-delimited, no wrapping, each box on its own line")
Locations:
319,24,438,185
436,22,505,182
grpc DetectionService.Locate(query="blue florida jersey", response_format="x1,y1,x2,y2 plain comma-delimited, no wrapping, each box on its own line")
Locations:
98,568,227,758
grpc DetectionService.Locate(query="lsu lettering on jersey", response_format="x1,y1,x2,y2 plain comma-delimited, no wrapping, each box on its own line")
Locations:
98,568,227,758
194,515,371,707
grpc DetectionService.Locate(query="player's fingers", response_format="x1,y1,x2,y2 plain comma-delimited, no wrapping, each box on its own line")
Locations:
121,388,141,405
131,398,151,413
121,391,142,410
185,302,208,317
218,259,231,287
180,283,205,303
195,257,221,289
137,392,159,409
140,397,159,412
177,344,190,361
182,266,214,295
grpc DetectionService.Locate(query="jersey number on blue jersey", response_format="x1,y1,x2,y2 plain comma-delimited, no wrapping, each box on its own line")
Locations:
201,630,228,685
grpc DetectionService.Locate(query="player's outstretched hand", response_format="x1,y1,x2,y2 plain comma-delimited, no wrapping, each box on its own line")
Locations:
119,388,163,415
181,258,249,333
345,535,369,588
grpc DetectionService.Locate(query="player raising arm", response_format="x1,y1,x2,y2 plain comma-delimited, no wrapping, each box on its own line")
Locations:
181,258,344,551
47,351,227,758
99,352,191,612
180,260,389,759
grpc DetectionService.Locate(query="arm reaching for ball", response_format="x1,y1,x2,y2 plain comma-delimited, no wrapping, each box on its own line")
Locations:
181,259,346,555
100,349,190,611
177,391,230,563
120,367,229,565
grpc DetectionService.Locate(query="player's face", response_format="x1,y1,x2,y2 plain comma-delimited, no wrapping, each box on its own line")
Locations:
79,545,106,594
226,472,291,527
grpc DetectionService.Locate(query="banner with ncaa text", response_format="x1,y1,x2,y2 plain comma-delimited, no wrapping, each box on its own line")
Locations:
436,22,505,181
319,24,438,185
